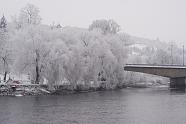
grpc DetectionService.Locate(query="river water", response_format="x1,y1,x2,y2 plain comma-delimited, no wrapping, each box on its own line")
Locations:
0,88,186,124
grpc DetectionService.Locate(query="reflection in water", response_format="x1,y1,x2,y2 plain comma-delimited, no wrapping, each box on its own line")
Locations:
1,88,186,124
170,88,185,94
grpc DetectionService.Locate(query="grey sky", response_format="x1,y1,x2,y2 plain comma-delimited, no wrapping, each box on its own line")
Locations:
0,0,186,44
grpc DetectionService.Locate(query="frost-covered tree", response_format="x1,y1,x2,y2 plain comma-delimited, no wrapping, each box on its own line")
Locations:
43,41,67,88
17,3,41,28
13,26,51,84
0,15,7,42
63,47,84,88
0,15,12,82
10,16,129,89
154,49,170,65
89,19,120,35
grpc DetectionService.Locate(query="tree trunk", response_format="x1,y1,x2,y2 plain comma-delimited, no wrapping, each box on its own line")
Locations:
35,50,40,84
35,63,39,84
4,71,7,82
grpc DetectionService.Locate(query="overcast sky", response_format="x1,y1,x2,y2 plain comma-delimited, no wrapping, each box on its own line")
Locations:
0,0,186,44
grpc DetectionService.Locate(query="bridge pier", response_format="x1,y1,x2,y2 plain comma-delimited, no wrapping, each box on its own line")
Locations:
170,77,186,89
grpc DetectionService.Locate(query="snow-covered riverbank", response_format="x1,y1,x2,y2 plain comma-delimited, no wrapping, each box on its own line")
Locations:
0,83,169,96
0,85,51,96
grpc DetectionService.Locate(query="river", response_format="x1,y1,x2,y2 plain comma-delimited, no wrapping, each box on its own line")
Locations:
0,87,186,124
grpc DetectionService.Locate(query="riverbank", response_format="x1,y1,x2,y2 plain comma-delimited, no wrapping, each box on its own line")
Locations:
0,83,127,96
0,82,169,96
0,86,51,96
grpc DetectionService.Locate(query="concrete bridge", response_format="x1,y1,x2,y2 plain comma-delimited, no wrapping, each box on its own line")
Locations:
124,64,186,89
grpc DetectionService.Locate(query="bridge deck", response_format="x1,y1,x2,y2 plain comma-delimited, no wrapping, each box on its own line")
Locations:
125,64,186,69
124,64,186,78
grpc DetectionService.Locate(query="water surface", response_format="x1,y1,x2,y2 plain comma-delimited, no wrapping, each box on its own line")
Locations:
0,88,186,124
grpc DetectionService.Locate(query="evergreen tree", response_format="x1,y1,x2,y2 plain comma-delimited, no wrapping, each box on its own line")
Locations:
0,15,7,30
56,24,62,29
